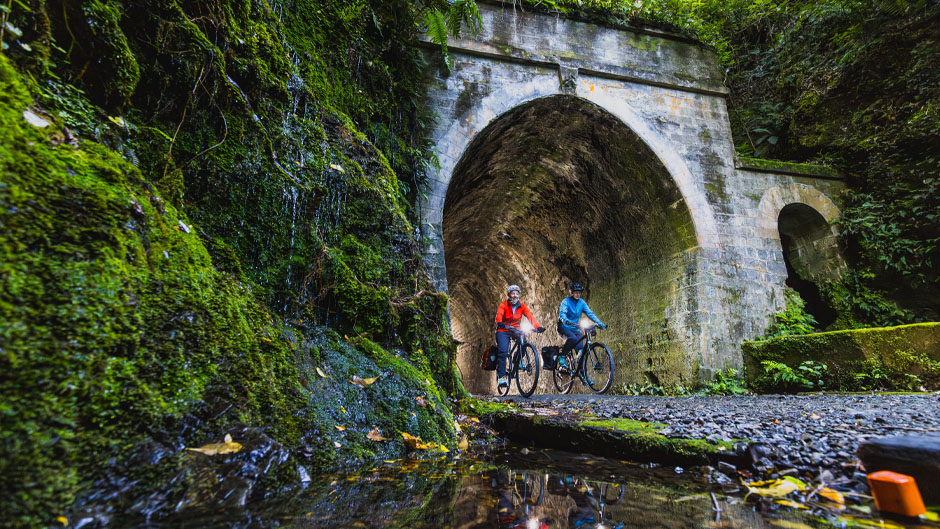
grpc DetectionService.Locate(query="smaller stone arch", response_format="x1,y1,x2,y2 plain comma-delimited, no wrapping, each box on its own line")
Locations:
758,184,844,326
756,183,841,240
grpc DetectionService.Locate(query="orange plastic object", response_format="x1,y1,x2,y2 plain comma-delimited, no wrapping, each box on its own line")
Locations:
867,471,926,517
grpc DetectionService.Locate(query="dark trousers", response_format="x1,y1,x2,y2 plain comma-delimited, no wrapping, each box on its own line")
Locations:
495,331,512,377
559,326,583,356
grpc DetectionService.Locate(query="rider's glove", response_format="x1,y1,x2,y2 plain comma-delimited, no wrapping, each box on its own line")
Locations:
598,322,607,330
536,327,545,333
496,322,506,330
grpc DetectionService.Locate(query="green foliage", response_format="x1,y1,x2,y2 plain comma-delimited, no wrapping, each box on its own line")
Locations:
700,368,749,395
760,289,818,339
759,360,827,392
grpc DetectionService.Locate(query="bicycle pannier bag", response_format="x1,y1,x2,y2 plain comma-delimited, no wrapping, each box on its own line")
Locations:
540,346,560,371
481,345,498,371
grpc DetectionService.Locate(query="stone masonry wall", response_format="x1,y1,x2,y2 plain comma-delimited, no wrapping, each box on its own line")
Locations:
419,2,845,388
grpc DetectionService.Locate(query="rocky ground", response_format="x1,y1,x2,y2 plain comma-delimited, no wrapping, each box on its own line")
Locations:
484,393,940,497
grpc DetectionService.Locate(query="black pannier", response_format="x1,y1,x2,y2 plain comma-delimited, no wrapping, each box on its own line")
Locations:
540,346,560,370
481,345,498,371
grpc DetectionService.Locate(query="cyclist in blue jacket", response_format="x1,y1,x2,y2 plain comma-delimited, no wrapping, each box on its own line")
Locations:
558,283,606,359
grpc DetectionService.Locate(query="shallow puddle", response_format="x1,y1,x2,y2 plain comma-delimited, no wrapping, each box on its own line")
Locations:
86,444,935,529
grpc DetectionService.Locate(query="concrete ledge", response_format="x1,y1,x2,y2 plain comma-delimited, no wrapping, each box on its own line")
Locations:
471,401,733,466
736,156,842,180
742,323,940,392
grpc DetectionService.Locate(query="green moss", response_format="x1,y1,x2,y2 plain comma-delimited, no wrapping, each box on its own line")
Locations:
735,156,841,179
743,322,940,392
580,418,667,431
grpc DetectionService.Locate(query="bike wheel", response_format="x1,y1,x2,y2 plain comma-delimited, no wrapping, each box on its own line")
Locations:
514,472,546,506
553,350,576,394
515,343,540,398
497,370,511,396
584,342,614,394
601,482,625,505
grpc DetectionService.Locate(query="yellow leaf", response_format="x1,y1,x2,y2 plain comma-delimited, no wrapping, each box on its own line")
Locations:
819,487,845,504
471,417,480,423
774,500,809,509
335,425,346,431
261,337,272,342
367,427,389,441
334,441,342,448
351,375,379,388
402,432,429,449
415,396,427,407
330,163,345,173
770,520,814,529
745,477,807,498
344,334,349,339
185,434,243,456
340,406,347,414
458,436,469,451
316,367,327,378
56,517,68,526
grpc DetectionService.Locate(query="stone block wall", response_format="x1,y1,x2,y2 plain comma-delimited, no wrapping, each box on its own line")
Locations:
418,2,845,389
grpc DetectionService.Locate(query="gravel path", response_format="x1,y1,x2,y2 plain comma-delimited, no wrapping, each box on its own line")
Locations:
486,393,940,492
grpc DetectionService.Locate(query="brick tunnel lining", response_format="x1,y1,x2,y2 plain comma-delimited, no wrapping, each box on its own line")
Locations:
442,96,700,394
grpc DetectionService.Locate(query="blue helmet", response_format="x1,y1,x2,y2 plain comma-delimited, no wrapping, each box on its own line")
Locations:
570,282,583,292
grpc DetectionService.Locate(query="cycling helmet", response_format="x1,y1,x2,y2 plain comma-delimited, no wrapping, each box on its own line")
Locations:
506,284,521,295
570,282,583,292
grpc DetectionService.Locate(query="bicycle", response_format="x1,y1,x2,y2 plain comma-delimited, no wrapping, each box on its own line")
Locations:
497,321,543,398
552,324,614,394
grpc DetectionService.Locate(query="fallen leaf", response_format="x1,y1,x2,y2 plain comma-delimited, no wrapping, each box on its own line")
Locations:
340,406,347,414
367,427,389,441
261,336,272,342
334,441,342,448
330,163,345,173
415,396,427,407
458,436,469,451
185,434,243,456
335,425,346,431
811,413,821,419
745,477,807,498
774,499,809,509
471,417,480,423
23,109,50,128
351,375,379,388
770,520,814,529
402,432,429,449
56,516,68,526
316,367,327,378
818,487,845,504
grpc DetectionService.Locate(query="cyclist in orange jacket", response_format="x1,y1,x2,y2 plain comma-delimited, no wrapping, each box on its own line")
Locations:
494,285,545,388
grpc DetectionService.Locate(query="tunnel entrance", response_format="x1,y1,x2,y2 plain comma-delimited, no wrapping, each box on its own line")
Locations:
777,203,842,328
442,96,699,394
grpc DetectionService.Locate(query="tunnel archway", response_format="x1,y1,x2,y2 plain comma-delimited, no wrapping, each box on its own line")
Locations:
777,203,842,327
442,95,701,394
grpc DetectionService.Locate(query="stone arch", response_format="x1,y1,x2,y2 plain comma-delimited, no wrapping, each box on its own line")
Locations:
758,184,844,326
421,79,720,252
756,183,841,240
435,91,711,394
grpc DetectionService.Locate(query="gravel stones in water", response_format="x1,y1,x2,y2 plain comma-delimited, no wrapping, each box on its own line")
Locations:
489,393,940,491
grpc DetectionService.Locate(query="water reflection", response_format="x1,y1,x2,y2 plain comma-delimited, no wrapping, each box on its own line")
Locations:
96,446,901,529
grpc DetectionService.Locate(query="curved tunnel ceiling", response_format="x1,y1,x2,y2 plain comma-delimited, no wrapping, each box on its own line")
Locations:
442,95,698,394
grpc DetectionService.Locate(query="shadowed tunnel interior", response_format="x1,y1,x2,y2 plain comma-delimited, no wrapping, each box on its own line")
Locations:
443,96,700,394
778,203,841,328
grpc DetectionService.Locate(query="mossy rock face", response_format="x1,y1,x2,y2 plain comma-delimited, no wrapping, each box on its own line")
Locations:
743,323,940,392
0,0,467,524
